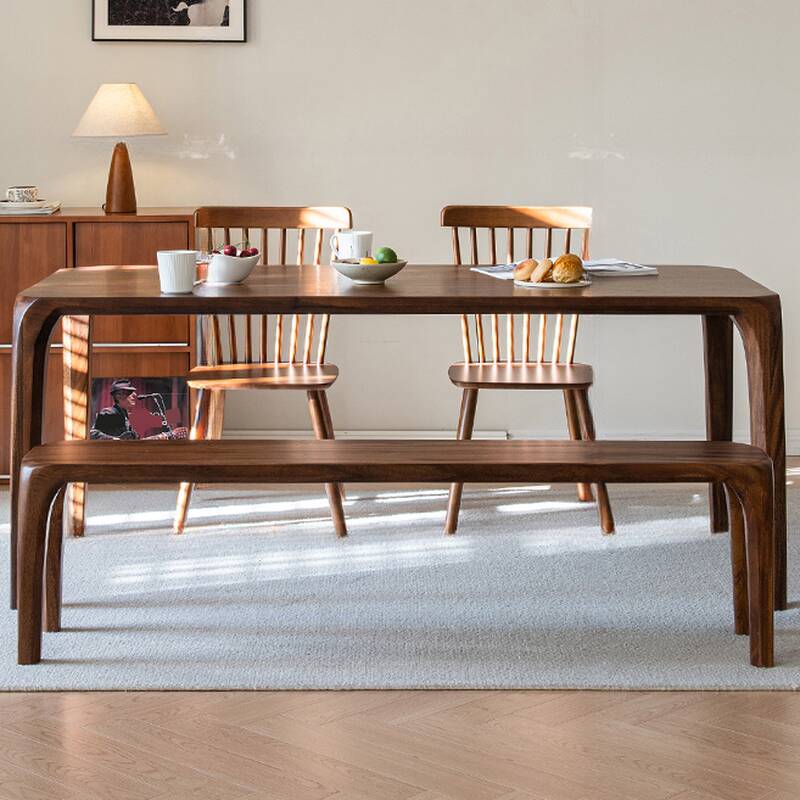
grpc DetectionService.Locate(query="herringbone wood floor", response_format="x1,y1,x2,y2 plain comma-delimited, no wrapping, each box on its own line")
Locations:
5,461,800,798
0,690,798,799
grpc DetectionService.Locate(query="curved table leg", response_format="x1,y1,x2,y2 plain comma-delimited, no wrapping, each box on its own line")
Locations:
703,315,733,533
10,298,58,609
734,297,787,610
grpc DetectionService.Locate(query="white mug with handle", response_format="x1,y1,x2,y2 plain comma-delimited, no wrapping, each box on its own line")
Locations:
330,230,373,261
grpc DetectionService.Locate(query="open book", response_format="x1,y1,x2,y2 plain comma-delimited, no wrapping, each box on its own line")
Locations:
471,259,658,280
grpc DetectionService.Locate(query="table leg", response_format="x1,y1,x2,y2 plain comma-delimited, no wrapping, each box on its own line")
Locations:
703,315,733,533
10,299,57,609
734,298,787,610
62,315,92,538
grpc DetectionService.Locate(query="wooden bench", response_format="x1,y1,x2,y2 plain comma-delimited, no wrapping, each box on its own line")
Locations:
16,439,775,667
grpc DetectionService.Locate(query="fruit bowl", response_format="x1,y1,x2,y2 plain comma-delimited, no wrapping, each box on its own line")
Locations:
332,258,407,285
206,253,260,286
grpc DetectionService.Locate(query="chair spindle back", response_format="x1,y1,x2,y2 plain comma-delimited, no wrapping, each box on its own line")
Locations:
442,206,592,366
196,206,352,368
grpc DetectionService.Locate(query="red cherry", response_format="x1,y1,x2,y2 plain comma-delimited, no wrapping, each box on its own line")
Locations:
248,247,259,256
222,245,237,256
239,248,253,257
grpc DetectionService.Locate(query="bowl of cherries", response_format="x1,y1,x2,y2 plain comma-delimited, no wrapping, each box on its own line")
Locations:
206,243,260,286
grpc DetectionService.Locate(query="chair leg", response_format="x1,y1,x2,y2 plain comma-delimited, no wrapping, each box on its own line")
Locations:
67,483,86,538
18,471,62,664
208,389,226,440
318,390,346,502
724,484,749,636
307,391,347,537
445,388,479,535
563,390,594,503
174,388,212,534
574,388,615,535
44,485,66,633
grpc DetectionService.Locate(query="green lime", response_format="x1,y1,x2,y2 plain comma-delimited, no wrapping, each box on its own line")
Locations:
374,246,398,264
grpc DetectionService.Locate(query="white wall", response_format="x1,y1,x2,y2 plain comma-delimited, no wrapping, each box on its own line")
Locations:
2,0,797,447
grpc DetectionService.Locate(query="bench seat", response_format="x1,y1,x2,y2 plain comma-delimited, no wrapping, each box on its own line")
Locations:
16,438,775,667
21,438,769,483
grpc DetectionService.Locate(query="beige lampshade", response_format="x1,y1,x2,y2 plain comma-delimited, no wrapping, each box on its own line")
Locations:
73,83,166,138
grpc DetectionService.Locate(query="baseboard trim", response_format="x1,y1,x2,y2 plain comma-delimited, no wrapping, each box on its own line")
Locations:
224,429,508,440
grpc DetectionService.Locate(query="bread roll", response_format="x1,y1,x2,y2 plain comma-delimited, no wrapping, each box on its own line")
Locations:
552,254,584,283
530,258,553,283
513,258,537,281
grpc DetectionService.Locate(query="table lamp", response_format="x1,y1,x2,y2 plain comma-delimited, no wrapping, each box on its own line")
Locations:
73,84,166,214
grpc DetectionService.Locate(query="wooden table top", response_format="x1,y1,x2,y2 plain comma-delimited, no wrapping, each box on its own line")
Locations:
17,264,777,316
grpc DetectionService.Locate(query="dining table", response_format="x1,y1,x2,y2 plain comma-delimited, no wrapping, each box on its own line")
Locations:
9,263,787,611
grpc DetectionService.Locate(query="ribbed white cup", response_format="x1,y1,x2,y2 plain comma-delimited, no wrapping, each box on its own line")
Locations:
157,250,198,294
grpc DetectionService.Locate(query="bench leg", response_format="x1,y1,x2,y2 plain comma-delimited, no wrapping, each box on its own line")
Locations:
564,390,594,503
574,389,615,535
174,388,212,534
18,470,62,664
724,484,749,636
445,388,478,535
307,391,347,538
44,486,66,633
318,390,346,502
730,471,775,667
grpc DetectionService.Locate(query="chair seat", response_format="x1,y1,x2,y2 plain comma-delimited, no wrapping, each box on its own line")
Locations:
448,362,593,389
188,362,339,391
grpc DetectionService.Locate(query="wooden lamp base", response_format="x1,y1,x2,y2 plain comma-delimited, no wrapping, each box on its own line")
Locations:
104,141,137,214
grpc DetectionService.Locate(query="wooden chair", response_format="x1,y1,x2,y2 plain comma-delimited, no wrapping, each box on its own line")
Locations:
441,205,615,535
174,206,352,536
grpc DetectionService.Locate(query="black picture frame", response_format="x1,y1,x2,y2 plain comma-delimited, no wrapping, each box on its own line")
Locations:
92,0,247,43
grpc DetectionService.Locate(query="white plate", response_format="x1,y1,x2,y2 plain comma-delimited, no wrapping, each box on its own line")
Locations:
0,199,54,209
514,278,592,289
0,200,61,215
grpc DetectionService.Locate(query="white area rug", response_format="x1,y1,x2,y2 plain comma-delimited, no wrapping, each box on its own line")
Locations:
1,479,799,690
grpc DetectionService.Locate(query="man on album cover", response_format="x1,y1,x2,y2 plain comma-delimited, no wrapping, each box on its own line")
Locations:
90,379,188,440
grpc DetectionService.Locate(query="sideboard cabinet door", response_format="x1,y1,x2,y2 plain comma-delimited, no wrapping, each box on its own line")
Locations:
0,223,67,343
0,222,67,477
74,221,191,344
0,351,64,477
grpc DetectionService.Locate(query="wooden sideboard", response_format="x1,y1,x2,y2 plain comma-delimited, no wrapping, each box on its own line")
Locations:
0,208,196,481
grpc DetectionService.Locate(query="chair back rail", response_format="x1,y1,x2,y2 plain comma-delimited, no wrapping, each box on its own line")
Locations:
441,206,591,366
196,207,352,367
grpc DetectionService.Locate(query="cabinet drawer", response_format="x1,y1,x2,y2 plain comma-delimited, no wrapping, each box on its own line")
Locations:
75,221,191,344
91,350,191,378
0,349,66,477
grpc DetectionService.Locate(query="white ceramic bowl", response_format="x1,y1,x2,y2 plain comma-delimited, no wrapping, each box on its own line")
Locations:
206,253,259,286
332,258,407,285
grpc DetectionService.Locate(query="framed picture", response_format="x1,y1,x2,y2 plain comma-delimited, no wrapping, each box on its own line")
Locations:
93,1,247,42
90,377,190,440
